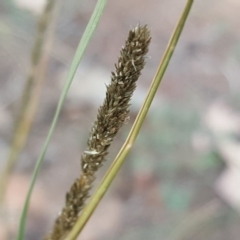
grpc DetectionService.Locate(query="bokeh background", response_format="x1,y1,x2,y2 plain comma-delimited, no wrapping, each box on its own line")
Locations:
1,0,240,239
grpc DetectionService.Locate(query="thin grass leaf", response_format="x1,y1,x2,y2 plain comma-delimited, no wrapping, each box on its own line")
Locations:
64,1,194,239
16,0,107,240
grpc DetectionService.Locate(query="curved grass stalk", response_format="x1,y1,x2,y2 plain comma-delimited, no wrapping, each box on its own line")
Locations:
64,1,194,239
16,0,107,239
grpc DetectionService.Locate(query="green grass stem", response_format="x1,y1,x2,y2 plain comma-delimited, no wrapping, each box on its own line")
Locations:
65,1,193,239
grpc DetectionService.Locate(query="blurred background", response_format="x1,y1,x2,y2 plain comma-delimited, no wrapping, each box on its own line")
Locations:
0,0,240,239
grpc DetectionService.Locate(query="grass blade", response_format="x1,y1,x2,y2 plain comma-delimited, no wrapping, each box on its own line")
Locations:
16,0,107,239
64,1,194,239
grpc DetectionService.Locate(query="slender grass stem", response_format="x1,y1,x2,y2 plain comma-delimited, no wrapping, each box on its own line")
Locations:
64,1,193,239
16,1,107,240
0,0,56,205
166,199,222,240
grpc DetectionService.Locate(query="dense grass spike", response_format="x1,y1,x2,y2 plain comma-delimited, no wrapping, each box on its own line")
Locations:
45,25,151,240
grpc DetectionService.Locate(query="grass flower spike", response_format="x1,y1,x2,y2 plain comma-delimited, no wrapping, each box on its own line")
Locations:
45,24,151,240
